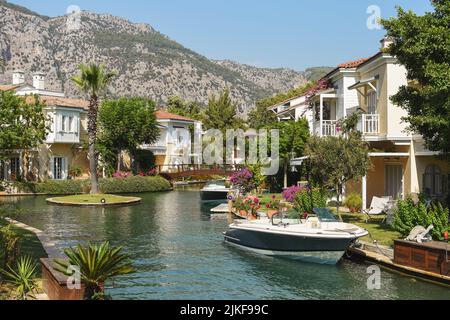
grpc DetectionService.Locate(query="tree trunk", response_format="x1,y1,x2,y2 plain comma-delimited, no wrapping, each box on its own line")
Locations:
336,184,343,222
117,150,121,172
283,160,288,189
88,96,100,194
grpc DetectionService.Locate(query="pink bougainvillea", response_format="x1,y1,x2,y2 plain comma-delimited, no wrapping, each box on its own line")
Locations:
282,185,303,203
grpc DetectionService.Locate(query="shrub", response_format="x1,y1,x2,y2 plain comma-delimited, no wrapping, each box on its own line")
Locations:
14,180,88,195
294,188,328,214
282,186,302,202
99,176,171,194
393,198,450,241
344,193,363,213
230,168,256,194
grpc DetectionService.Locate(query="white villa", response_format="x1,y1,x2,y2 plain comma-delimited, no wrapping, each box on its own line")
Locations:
143,111,203,172
0,70,203,181
0,70,89,182
270,38,450,209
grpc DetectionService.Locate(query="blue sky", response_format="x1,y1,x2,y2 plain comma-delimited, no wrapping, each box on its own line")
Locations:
9,0,433,71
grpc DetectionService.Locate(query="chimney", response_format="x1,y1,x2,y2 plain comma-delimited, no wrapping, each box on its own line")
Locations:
380,37,393,50
12,70,25,85
32,72,46,90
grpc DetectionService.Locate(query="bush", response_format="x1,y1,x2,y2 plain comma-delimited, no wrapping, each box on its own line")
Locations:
14,180,89,195
344,193,363,213
13,176,171,195
99,176,171,194
393,198,450,241
282,186,302,203
294,188,328,214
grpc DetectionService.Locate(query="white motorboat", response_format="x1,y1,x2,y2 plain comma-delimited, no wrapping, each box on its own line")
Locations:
224,208,368,264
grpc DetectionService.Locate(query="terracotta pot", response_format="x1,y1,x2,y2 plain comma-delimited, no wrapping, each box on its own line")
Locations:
239,210,248,217
267,209,279,219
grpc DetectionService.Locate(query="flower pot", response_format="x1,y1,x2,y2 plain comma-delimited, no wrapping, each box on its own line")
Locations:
239,210,248,217
267,209,279,219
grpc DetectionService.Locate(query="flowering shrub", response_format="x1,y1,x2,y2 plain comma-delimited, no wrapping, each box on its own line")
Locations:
282,186,303,202
230,168,256,194
282,185,327,214
112,171,132,179
265,195,281,210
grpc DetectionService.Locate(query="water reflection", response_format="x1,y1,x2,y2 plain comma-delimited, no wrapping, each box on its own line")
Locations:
3,191,450,300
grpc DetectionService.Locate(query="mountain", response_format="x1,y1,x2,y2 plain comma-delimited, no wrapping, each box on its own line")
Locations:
0,1,330,112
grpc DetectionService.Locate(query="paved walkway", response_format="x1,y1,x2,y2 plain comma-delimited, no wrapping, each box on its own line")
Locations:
5,218,64,258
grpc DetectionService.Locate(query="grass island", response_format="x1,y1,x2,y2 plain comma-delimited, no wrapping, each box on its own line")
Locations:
46,194,142,207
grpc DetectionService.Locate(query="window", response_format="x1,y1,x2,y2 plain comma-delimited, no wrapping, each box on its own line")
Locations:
10,157,20,180
423,165,443,197
367,90,377,114
61,115,67,132
68,116,74,132
52,157,66,180
0,160,5,180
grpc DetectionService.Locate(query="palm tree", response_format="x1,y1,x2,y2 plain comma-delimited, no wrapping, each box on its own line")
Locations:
54,241,135,300
72,64,115,194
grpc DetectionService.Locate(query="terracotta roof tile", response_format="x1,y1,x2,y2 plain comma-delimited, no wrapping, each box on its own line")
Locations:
25,95,89,110
337,58,369,69
155,111,194,122
0,84,20,91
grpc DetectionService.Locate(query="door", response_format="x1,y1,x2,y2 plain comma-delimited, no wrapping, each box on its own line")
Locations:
385,164,403,199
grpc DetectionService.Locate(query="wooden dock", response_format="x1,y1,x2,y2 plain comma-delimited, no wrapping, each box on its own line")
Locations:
210,203,230,213
348,241,450,287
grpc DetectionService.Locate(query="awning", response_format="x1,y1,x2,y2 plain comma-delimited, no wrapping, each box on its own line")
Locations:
290,156,309,166
348,76,378,91
368,152,409,157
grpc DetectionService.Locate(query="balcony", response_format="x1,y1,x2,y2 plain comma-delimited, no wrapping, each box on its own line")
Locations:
361,114,380,135
321,120,339,137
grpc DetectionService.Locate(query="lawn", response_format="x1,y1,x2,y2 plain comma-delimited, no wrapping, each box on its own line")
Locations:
46,194,141,205
340,212,402,247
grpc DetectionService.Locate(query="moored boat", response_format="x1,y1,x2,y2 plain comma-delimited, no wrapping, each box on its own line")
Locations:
224,208,368,264
200,180,232,201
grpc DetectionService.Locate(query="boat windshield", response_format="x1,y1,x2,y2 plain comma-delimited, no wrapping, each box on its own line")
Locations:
312,208,339,222
205,180,226,187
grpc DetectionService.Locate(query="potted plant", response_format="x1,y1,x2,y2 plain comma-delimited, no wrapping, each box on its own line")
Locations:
243,196,261,220
233,197,250,218
265,195,281,219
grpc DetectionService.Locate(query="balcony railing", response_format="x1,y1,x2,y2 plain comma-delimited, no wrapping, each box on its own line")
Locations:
361,114,380,135
322,120,339,137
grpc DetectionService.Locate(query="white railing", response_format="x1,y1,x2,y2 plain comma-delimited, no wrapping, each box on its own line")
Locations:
362,114,380,135
322,120,339,137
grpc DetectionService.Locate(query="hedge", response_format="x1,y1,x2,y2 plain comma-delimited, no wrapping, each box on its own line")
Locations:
99,176,172,194
13,176,171,195
13,180,88,195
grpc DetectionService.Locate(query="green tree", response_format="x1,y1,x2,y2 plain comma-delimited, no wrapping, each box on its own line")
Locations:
268,119,310,188
247,102,278,129
202,89,244,131
98,97,159,172
72,64,115,194
0,92,49,181
166,96,202,120
256,82,315,111
305,132,371,220
381,1,450,157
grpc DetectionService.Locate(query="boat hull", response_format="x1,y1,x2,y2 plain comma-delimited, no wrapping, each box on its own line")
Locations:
224,227,357,264
200,190,229,201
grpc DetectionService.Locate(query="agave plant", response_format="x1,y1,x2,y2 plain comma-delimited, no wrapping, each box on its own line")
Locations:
54,241,135,300
0,256,38,300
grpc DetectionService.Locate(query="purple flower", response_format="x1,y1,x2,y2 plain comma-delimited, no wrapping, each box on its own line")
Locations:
282,185,303,203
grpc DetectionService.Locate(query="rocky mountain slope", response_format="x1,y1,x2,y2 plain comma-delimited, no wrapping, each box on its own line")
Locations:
0,1,329,111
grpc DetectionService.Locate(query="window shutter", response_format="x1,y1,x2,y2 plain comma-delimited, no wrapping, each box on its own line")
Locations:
62,158,67,180
49,157,54,180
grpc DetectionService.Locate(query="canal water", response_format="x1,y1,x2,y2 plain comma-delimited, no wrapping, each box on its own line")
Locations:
2,190,449,300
